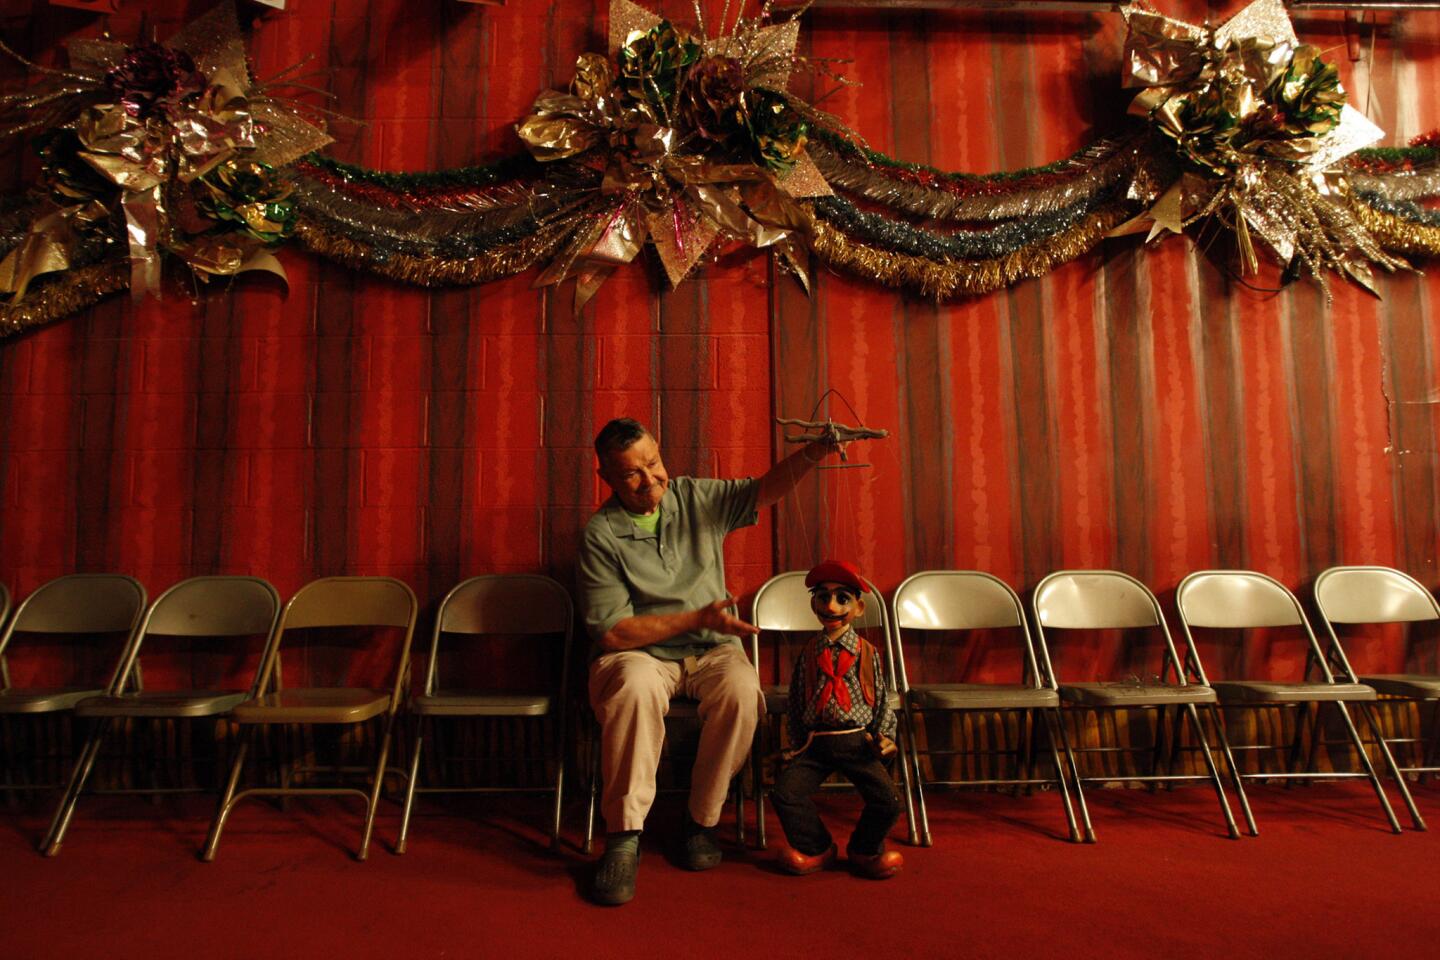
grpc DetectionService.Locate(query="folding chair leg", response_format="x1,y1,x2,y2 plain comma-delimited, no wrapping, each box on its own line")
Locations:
358,714,397,862
1040,709,1081,843
1147,706,1169,793
551,747,567,852
1207,703,1257,837
1055,708,1094,842
734,778,746,847
1019,710,1035,797
41,718,112,856
202,726,252,862
583,735,599,855
1185,703,1240,839
896,705,925,846
1360,702,1426,831
395,721,425,855
1332,701,1401,834
753,744,768,850
1164,704,1185,789
1300,702,1323,788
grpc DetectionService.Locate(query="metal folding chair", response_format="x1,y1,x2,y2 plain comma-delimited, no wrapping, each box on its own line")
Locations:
748,571,919,849
396,574,573,853
1177,570,1414,833
202,576,417,861
1033,569,1245,840
40,576,281,855
1314,565,1438,829
0,575,145,798
892,570,1083,845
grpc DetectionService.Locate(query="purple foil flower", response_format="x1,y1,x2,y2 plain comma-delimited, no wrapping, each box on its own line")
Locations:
105,41,205,120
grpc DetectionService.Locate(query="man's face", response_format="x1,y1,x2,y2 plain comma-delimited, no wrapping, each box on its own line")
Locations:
810,580,866,638
599,433,669,515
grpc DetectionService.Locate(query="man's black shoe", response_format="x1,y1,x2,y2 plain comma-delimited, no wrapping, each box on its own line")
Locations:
680,816,723,871
592,845,639,905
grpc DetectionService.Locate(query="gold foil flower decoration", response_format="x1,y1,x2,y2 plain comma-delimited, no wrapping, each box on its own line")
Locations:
515,0,831,309
1114,0,1401,294
0,2,331,304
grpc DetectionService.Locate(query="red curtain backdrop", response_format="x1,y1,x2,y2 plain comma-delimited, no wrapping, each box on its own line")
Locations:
1,0,1439,655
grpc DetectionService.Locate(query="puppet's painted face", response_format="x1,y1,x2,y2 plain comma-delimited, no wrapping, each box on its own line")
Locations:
810,580,866,638
599,432,669,515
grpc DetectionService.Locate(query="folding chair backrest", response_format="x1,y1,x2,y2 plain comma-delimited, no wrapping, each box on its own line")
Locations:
427,575,574,695
751,571,888,683
892,570,1044,689
258,577,418,695
113,576,282,696
144,577,282,637
1177,571,1304,629
438,575,573,636
0,574,146,692
1033,571,1160,630
8,575,146,636
1314,566,1440,624
895,571,1024,631
1176,570,1323,684
282,577,417,629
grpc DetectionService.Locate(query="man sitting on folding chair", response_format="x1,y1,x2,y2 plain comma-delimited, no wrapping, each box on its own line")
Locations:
580,417,837,906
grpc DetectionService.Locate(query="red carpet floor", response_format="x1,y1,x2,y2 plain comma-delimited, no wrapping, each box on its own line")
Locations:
3,781,1438,959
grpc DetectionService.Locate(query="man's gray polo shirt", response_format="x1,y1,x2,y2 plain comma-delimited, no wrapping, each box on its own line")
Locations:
579,475,759,660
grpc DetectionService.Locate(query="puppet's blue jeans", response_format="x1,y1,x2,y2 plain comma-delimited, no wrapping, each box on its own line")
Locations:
771,731,901,856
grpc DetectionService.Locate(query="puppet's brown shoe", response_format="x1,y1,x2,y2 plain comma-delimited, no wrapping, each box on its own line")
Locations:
779,843,837,875
848,849,903,880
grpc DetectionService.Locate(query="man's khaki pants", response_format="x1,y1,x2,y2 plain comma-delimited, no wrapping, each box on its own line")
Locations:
588,644,763,833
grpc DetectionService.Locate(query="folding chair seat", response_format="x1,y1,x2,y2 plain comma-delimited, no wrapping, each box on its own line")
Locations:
0,576,144,798
397,575,573,853
749,571,918,850
1177,570,1415,834
892,570,1082,845
1314,565,1440,829
1032,570,1245,841
40,576,281,854
202,577,417,861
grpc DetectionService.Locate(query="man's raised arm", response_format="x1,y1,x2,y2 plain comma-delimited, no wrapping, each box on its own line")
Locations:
754,440,837,510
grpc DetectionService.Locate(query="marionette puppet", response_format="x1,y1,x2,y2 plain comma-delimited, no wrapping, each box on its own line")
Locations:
770,558,904,880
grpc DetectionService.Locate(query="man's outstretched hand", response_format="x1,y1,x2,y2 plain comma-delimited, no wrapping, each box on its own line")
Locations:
697,596,760,636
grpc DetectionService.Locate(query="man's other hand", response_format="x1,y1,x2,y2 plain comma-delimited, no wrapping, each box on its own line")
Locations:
697,596,760,636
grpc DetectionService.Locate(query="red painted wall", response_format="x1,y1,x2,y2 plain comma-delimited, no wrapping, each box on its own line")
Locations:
2,1,1440,682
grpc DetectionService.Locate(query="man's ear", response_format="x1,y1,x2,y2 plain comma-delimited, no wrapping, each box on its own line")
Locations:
854,595,867,617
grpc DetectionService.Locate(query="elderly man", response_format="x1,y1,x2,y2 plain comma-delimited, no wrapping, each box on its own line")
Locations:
579,417,835,905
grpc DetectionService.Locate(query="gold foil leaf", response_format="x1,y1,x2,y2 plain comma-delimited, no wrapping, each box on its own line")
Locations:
647,200,717,287
777,150,832,199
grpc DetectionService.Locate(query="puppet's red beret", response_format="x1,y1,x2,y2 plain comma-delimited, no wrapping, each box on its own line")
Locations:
804,559,866,593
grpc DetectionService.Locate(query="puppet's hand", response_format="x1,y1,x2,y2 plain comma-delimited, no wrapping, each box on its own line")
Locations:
865,733,898,759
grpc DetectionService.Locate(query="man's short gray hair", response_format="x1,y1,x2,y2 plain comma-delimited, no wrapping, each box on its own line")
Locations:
594,418,653,460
